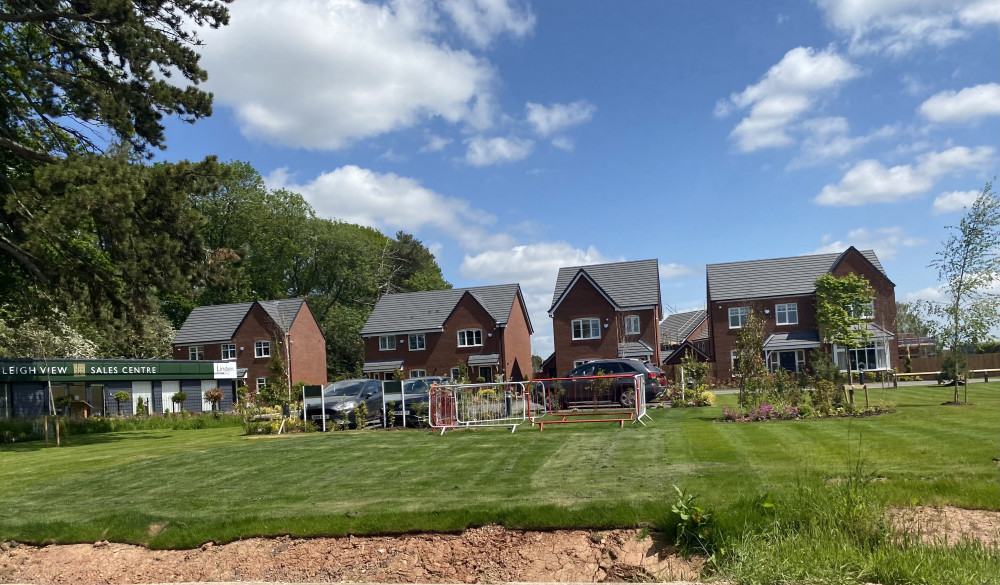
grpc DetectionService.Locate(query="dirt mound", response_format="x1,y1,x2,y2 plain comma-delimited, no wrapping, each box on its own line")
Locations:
890,506,1000,547
0,526,704,584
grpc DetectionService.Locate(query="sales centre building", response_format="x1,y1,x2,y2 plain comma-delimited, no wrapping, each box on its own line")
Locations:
0,358,238,419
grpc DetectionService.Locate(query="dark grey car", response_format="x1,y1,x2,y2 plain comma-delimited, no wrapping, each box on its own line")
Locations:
382,376,448,425
304,379,383,429
541,358,662,408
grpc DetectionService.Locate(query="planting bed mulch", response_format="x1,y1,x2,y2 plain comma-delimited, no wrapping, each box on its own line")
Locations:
0,526,704,584
890,506,1000,547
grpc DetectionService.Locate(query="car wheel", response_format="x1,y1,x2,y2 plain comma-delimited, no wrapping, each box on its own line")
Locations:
619,387,637,408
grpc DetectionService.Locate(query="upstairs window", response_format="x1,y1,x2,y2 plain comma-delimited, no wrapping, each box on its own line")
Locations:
775,303,798,325
221,343,237,360
728,307,749,329
379,335,395,351
571,318,601,340
625,315,640,335
255,340,270,358
188,346,204,360
849,301,875,320
457,329,483,347
409,333,426,351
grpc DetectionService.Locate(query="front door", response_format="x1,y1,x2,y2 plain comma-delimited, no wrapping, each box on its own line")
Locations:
778,351,798,372
478,366,493,383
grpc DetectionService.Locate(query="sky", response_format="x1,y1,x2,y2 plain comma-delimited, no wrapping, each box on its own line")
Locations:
159,0,1000,358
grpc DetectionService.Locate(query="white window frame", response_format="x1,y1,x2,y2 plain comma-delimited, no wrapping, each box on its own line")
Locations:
188,345,204,360
457,329,483,347
730,350,740,374
378,335,395,351
775,303,798,326
625,315,640,335
450,367,461,379
256,377,268,391
221,343,237,360
571,318,601,340
573,359,596,368
254,340,270,358
833,342,886,372
409,369,427,378
728,307,749,329
408,333,426,351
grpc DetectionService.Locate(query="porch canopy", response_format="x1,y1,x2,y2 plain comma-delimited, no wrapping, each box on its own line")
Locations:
618,340,654,359
468,353,500,367
362,359,404,374
763,330,822,352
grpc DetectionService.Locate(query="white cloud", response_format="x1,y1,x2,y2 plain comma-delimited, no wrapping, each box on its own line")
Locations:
789,117,897,168
659,263,697,279
812,226,922,260
715,46,861,152
460,242,615,357
464,135,534,166
919,83,1000,123
814,145,995,206
550,136,574,151
265,164,495,237
815,0,1000,56
199,0,497,150
420,133,453,153
440,0,535,47
903,285,948,303
525,101,597,137
933,189,981,214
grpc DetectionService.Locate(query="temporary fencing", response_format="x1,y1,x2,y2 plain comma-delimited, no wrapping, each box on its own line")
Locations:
429,381,530,434
380,380,431,428
529,373,650,431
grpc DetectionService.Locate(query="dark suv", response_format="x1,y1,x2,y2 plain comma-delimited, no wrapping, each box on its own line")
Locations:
554,358,663,406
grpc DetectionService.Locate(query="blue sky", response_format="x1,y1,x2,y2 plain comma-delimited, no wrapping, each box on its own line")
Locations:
160,0,999,357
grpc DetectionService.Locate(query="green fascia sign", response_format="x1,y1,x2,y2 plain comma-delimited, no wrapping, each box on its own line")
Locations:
0,359,236,383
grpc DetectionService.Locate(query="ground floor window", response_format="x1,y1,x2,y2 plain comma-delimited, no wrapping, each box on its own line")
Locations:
409,369,427,378
256,377,268,391
0,384,10,419
834,342,887,371
450,367,461,379
768,349,806,373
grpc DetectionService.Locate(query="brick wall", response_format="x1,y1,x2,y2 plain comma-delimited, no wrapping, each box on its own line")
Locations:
710,294,817,379
501,292,533,381
287,302,328,386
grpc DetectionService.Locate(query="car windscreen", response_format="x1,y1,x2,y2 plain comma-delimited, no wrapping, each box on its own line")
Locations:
324,380,365,397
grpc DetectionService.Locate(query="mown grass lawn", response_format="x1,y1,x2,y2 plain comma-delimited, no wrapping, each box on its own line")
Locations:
0,383,996,549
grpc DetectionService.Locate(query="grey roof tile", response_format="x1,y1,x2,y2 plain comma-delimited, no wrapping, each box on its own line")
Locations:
660,310,707,344
360,284,525,336
550,259,661,313
362,359,404,373
618,340,654,357
763,330,821,350
173,299,304,345
707,249,886,302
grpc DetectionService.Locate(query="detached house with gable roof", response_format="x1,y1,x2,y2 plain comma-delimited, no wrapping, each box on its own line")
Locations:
173,298,327,394
706,246,897,380
659,309,711,366
360,284,533,382
548,259,663,376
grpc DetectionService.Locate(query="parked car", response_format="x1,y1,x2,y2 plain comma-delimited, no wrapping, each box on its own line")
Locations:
382,376,448,425
539,358,662,409
303,379,383,429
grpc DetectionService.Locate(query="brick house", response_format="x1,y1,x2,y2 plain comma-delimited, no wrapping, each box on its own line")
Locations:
548,259,663,376
172,299,327,393
706,247,897,380
359,284,533,382
660,309,711,366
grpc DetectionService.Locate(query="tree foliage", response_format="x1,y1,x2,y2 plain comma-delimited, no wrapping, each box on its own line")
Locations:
0,0,230,162
895,301,934,338
920,182,1000,401
734,305,768,413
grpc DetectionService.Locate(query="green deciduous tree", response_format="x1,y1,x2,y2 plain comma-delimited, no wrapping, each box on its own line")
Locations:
920,182,1000,403
734,305,768,414
814,273,875,385
896,301,934,338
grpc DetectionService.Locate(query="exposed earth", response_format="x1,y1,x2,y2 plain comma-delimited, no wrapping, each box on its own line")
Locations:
0,526,703,584
1,507,996,585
